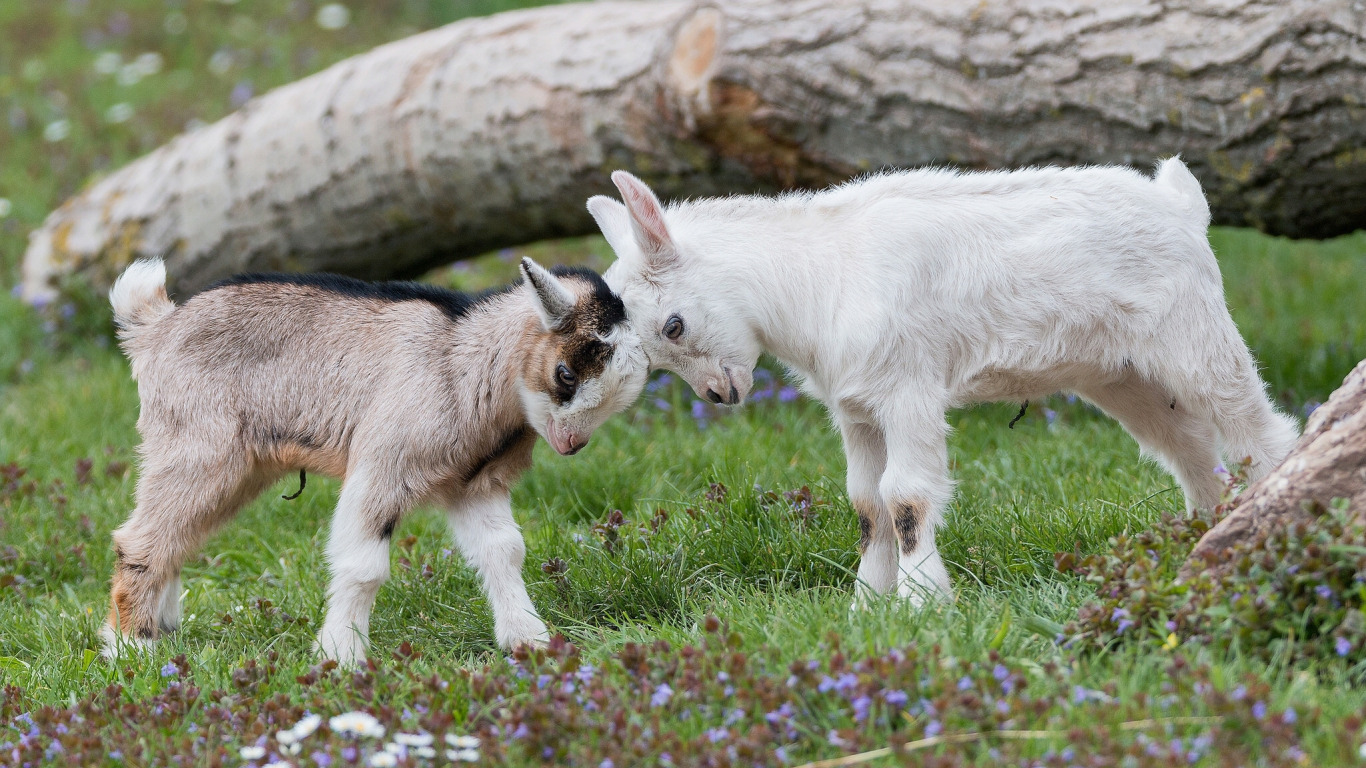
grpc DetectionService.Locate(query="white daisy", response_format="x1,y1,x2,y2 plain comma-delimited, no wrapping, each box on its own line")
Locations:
395,732,433,747
445,734,480,749
330,711,385,739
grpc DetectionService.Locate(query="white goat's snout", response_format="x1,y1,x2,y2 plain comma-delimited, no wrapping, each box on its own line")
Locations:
698,365,749,406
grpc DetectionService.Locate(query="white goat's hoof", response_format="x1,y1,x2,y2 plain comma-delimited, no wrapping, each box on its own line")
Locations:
99,624,155,660
316,629,369,667
496,619,550,651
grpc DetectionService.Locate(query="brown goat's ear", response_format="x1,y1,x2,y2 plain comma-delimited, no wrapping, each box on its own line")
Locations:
521,257,576,331
610,170,676,269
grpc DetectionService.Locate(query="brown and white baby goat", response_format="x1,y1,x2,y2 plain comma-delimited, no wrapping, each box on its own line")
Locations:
102,258,647,663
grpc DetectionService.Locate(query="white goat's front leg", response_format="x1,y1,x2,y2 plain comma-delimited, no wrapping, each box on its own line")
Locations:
317,470,396,666
447,493,549,650
838,415,897,603
877,396,955,605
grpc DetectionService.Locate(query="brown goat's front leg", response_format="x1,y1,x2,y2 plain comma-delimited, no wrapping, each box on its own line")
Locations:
316,467,413,665
447,492,549,650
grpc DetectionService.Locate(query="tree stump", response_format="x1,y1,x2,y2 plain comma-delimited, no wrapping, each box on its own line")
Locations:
1185,359,1366,579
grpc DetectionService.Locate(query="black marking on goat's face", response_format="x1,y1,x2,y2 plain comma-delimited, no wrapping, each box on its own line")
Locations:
894,503,923,555
525,271,631,406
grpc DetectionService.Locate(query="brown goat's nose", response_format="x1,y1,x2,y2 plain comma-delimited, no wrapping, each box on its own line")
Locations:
706,388,724,404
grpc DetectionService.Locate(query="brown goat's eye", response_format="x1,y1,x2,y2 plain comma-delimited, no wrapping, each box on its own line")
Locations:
663,314,684,340
556,363,577,389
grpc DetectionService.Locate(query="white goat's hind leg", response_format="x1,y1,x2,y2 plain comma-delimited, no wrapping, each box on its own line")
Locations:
1201,363,1299,484
877,396,954,605
1078,372,1224,511
317,470,397,666
447,493,549,650
838,415,897,604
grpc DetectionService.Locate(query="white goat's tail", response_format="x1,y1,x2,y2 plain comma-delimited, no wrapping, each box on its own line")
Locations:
1154,156,1210,228
109,259,174,344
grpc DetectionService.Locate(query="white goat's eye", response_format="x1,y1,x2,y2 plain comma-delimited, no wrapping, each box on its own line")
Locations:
556,362,577,389
663,314,684,340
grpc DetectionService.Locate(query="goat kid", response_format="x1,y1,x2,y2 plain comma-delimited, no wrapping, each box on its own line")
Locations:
103,258,647,663
589,160,1299,604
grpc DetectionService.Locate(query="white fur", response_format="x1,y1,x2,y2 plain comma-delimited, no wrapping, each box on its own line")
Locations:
594,159,1300,603
448,493,550,649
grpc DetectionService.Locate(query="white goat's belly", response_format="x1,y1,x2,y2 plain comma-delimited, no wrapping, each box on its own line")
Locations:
955,361,1120,405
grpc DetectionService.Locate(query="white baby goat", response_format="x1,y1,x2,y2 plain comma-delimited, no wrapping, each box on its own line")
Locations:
103,258,646,663
589,159,1299,603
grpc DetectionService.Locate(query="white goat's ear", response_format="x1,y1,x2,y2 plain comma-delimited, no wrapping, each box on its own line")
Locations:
520,257,576,331
610,170,676,267
587,195,634,260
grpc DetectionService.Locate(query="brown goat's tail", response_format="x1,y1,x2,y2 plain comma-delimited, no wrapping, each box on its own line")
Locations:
109,259,174,349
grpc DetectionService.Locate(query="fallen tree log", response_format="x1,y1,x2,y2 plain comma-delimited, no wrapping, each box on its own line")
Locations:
21,0,1366,300
1185,359,1366,579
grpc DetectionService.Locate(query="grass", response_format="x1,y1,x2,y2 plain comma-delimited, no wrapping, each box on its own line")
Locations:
3,1,1366,766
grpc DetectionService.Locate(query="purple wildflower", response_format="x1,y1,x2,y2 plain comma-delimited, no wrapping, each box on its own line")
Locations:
883,689,909,707
651,684,674,707
230,80,254,107
1316,584,1333,600
957,676,972,691
1043,407,1058,425
774,746,790,764
834,672,858,693
311,752,332,766
160,661,179,677
1283,707,1297,724
652,398,671,411
778,386,799,403
991,664,1008,681
1252,701,1267,720
851,695,872,721
599,760,614,768
341,746,357,762
924,720,942,737
691,400,708,424
1336,636,1352,656
706,727,728,743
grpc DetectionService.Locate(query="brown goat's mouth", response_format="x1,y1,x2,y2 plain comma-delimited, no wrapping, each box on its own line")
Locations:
547,417,587,455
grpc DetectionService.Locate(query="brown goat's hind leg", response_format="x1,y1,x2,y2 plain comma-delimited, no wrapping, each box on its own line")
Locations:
102,452,264,658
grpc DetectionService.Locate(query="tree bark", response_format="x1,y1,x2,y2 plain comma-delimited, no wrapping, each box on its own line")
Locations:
21,0,1366,300
1185,359,1366,579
